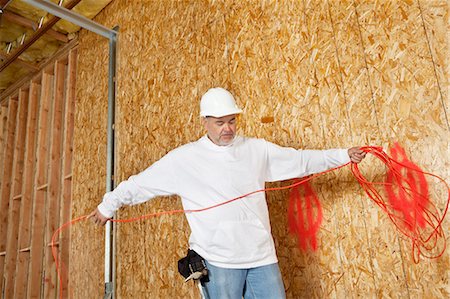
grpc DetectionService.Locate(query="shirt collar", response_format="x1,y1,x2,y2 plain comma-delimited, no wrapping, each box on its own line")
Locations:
200,134,239,151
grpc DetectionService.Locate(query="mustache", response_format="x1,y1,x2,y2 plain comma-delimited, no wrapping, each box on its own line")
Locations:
220,132,235,138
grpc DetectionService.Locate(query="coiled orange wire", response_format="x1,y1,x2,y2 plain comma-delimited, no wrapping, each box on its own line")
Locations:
352,145,449,263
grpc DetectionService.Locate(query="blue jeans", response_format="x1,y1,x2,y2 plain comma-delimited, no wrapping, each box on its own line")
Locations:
201,261,286,299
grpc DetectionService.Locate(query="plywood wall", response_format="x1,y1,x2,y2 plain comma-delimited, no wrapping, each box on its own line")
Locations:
72,0,449,298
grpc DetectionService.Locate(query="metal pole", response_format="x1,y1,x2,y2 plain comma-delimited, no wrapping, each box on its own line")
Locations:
104,26,118,299
22,1,119,298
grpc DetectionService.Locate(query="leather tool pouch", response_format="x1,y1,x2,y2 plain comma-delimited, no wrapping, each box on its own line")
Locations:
177,249,209,283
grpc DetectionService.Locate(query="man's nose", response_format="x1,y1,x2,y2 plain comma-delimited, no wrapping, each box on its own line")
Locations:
223,123,231,131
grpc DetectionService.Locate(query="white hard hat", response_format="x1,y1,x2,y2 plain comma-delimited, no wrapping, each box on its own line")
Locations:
200,87,243,117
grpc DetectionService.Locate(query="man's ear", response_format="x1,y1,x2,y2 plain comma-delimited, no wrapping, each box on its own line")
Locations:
202,117,208,129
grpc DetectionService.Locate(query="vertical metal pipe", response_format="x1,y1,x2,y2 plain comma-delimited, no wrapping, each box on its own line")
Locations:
104,27,118,299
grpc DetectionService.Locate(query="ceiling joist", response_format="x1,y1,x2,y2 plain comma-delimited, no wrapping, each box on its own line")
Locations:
1,10,69,43
0,0,81,73
1,0,114,93
0,0,14,10
0,51,38,71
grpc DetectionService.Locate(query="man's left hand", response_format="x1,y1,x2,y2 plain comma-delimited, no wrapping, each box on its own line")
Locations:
348,147,367,163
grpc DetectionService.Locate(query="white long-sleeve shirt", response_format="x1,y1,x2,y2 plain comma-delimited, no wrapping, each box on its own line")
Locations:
98,135,350,268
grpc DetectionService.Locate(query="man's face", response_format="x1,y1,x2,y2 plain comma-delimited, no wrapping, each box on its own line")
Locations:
203,114,237,146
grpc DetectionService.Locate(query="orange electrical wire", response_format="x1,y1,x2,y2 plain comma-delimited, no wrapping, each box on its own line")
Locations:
351,145,449,264
51,215,87,299
51,145,449,299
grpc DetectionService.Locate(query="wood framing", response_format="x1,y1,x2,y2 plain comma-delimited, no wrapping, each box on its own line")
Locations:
0,33,77,299
27,71,53,298
0,0,81,73
0,52,39,71
57,48,77,298
3,88,29,299
13,82,40,299
2,10,69,43
0,97,18,296
0,37,78,105
0,103,8,193
42,60,66,298
0,0,14,9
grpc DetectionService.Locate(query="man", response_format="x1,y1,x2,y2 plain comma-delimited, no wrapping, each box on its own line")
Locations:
89,87,366,298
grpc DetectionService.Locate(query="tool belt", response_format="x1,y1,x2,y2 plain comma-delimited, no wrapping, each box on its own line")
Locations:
177,249,209,283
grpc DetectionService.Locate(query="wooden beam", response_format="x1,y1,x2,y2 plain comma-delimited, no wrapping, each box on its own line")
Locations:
0,51,39,71
13,81,40,299
0,104,8,192
0,97,18,297
11,90,29,198
0,75,31,106
3,88,29,299
2,10,69,43
58,48,77,298
0,37,78,105
0,0,81,73
28,72,53,299
0,0,14,9
42,59,66,299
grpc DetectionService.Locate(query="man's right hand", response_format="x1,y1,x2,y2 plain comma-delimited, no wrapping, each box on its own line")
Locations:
88,208,110,226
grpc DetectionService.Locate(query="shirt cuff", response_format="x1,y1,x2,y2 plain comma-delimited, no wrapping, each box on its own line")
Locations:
342,148,351,164
97,202,115,218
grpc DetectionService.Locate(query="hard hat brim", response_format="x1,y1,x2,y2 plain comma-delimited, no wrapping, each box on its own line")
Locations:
200,108,243,118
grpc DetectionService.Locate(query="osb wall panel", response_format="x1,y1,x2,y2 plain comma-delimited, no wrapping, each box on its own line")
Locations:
70,31,109,298
71,0,449,298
